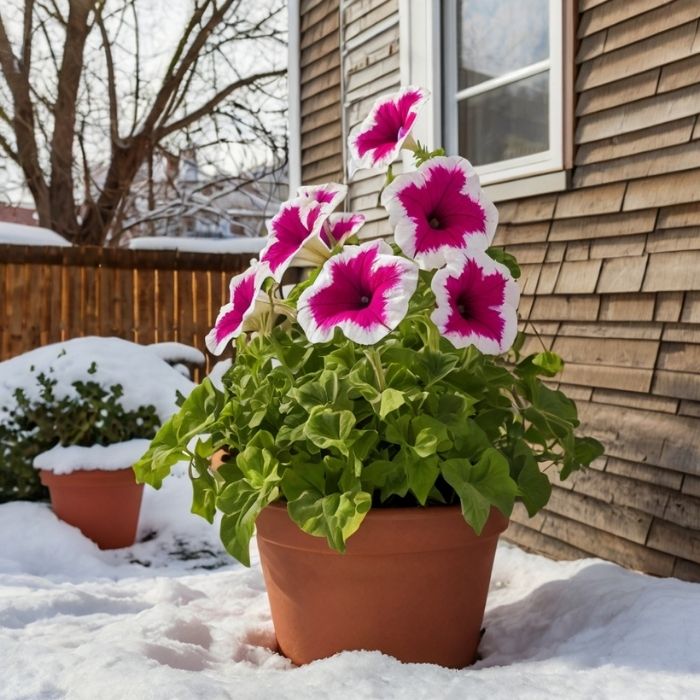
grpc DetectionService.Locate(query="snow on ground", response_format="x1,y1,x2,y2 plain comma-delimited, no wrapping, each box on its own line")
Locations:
128,236,267,254
0,473,698,700
0,336,193,423
34,439,152,474
0,222,71,247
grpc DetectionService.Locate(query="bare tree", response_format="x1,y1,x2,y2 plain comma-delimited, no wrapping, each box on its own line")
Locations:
0,0,287,245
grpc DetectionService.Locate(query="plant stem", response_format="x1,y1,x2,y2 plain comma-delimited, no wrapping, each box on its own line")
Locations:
365,348,385,392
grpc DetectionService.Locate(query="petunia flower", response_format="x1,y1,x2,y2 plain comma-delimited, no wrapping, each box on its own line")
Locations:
381,155,498,270
259,200,332,282
205,262,270,355
431,251,519,355
348,86,428,174
297,182,347,211
321,212,366,247
297,239,418,345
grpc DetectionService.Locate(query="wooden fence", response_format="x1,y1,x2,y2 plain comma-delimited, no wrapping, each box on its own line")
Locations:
0,244,252,375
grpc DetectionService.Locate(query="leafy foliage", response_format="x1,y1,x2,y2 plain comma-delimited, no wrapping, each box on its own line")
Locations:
135,273,604,565
0,363,160,502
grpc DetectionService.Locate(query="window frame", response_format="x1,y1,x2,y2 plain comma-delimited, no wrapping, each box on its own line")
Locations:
399,0,572,197
442,0,563,184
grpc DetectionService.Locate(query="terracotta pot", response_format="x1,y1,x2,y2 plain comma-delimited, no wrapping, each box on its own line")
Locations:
256,502,508,667
40,468,144,549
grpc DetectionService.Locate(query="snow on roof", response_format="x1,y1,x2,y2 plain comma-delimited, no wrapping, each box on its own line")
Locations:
127,236,266,254
34,439,152,474
147,341,206,366
0,336,194,424
0,221,71,247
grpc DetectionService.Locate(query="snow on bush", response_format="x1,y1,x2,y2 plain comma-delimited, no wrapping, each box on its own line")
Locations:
34,439,153,475
0,336,194,422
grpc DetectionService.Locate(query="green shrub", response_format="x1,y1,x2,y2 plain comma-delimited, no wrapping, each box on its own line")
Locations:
0,362,160,502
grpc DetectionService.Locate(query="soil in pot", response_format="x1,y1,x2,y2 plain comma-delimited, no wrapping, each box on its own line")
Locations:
256,502,508,668
40,468,144,549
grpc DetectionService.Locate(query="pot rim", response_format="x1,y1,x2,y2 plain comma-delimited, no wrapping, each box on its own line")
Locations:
257,500,509,555
39,467,140,486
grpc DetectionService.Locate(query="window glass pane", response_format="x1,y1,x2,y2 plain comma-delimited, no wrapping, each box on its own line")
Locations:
457,0,549,90
457,71,549,166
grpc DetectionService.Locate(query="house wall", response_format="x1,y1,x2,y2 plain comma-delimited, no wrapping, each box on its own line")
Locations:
298,0,700,581
300,0,344,183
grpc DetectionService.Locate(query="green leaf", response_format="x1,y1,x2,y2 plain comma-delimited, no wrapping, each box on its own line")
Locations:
440,448,518,533
379,388,405,419
414,351,459,386
516,455,552,516
190,455,217,523
287,489,372,552
440,458,491,534
532,351,564,377
216,446,282,566
303,408,356,455
486,246,521,279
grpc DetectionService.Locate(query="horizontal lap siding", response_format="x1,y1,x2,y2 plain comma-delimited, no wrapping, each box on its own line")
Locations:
0,246,249,379
343,0,401,239
501,0,700,582
296,0,700,580
300,0,343,183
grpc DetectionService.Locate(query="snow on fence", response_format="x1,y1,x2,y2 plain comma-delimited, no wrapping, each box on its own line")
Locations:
0,244,252,376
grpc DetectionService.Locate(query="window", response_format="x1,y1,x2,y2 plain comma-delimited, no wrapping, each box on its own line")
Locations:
442,0,564,185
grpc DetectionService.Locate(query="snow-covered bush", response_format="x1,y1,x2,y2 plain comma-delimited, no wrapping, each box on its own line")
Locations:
0,337,195,503
0,364,160,502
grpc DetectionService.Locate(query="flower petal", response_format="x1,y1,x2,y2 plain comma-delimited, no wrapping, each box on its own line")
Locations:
320,212,366,247
431,251,519,355
296,182,347,228
297,239,418,345
205,262,270,355
348,86,429,173
382,155,498,270
260,200,331,281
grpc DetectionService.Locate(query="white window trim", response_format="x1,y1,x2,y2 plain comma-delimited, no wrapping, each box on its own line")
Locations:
399,0,567,201
287,0,302,193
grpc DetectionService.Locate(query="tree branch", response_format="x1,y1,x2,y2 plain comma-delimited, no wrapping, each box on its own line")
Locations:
0,12,49,220
48,0,95,238
156,69,284,138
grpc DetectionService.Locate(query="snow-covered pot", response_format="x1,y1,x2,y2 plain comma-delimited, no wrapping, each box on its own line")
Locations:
40,468,143,549
256,502,508,667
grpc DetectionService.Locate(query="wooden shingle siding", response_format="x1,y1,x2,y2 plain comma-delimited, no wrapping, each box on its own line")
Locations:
494,0,700,582
300,0,343,183
341,0,400,239
297,0,700,580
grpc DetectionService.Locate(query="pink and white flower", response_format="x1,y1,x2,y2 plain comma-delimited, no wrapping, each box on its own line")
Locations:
321,212,366,247
381,155,498,270
297,182,347,211
348,86,428,173
431,251,519,355
260,200,331,282
205,262,270,355
297,240,418,345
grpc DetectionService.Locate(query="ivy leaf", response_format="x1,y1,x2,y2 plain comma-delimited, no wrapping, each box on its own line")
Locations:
287,489,372,552
441,448,517,533
532,351,564,377
379,388,405,419
190,454,217,523
486,246,521,279
515,451,552,516
414,351,459,386
216,447,281,566
303,408,356,455
440,458,491,535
